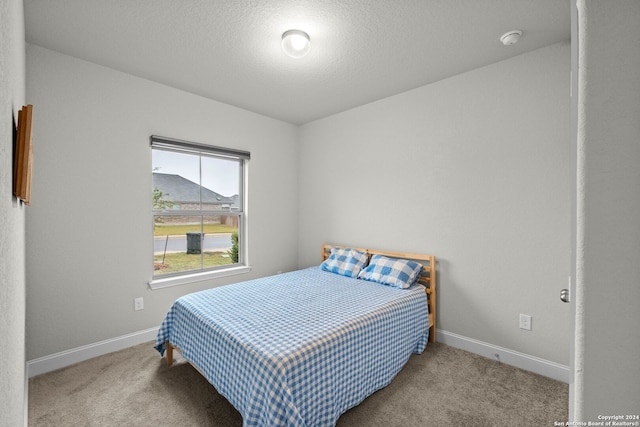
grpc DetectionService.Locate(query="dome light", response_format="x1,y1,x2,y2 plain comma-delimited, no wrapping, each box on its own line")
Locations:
281,30,311,58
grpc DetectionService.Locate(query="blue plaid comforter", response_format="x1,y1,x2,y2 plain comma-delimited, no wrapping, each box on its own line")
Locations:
155,267,429,427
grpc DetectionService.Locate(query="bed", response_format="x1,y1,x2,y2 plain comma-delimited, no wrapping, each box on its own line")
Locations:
155,244,436,426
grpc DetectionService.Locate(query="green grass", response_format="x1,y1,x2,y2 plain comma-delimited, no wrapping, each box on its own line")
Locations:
154,251,233,275
154,223,236,236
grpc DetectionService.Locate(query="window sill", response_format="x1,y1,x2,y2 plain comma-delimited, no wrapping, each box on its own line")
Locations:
148,265,252,290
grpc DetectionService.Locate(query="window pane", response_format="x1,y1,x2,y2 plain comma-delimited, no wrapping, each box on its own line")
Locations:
203,215,239,266
152,149,201,210
153,214,240,276
154,215,203,275
201,156,241,210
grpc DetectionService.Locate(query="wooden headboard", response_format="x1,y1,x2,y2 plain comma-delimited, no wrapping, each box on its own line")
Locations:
321,244,437,343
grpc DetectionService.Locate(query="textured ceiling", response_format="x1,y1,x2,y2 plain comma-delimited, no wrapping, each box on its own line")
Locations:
24,0,570,125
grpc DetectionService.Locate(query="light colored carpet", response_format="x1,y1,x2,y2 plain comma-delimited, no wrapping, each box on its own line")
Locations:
28,341,568,426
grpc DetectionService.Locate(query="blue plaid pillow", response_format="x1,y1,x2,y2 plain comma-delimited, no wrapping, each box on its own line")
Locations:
320,248,369,278
357,254,423,289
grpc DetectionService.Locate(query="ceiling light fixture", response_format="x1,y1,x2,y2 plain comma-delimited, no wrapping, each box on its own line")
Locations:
500,30,523,46
281,29,311,58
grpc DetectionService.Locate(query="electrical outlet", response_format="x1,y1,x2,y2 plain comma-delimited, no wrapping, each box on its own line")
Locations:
519,314,532,331
134,297,144,311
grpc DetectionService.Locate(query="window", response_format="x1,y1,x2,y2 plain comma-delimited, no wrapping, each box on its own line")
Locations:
150,136,250,288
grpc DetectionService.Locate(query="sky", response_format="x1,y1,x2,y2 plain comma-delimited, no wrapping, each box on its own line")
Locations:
152,149,240,197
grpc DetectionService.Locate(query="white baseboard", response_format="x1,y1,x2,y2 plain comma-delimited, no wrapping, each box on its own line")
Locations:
436,329,570,383
26,327,158,378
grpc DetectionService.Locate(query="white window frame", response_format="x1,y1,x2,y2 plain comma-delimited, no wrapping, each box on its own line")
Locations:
149,135,250,290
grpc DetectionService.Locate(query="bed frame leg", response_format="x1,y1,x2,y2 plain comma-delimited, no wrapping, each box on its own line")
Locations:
166,340,174,366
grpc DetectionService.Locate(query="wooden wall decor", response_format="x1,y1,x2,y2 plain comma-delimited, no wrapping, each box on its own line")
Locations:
14,104,33,205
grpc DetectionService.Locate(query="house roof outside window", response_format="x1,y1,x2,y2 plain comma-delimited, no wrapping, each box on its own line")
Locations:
152,173,237,207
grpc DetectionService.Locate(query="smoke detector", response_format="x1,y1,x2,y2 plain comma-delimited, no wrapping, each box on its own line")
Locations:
500,30,523,46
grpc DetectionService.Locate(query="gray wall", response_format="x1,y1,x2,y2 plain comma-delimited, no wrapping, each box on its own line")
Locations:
298,43,572,365
25,45,300,360
575,0,640,420
0,0,26,425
